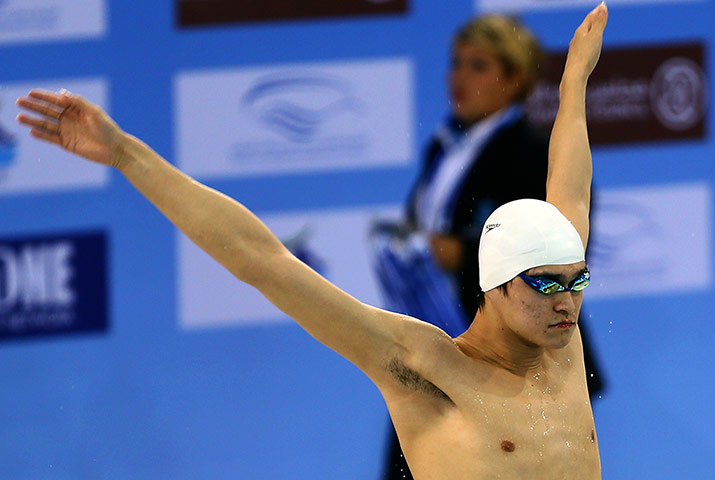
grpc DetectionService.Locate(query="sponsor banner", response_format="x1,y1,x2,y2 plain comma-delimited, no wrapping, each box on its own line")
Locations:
478,0,702,11
525,43,707,145
177,0,408,27
588,183,712,299
0,78,109,195
0,231,108,340
0,0,106,45
178,205,400,329
175,58,413,178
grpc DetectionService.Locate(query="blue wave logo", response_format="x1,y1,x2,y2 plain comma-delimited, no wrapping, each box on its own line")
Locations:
589,200,660,268
241,73,360,143
0,118,17,169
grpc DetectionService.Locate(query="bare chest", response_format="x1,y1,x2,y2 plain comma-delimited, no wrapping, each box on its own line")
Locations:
403,368,601,479
463,383,599,477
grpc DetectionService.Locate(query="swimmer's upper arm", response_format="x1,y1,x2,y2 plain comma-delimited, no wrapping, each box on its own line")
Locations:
252,249,454,386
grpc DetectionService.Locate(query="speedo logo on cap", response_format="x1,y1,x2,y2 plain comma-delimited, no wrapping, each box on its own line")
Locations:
485,223,501,233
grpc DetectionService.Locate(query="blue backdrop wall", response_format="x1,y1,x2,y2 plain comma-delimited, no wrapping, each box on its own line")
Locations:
0,0,713,478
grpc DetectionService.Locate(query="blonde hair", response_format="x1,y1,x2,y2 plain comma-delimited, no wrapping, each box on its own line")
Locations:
454,14,545,102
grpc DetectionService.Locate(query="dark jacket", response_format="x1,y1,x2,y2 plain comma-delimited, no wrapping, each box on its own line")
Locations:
406,115,549,319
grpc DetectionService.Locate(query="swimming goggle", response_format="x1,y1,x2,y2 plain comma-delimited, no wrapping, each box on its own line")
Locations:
517,268,590,295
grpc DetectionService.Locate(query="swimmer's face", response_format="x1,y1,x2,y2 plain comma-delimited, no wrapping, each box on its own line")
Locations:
488,262,587,349
449,43,521,124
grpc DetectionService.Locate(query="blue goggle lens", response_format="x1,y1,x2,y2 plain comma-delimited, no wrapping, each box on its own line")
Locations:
520,270,590,295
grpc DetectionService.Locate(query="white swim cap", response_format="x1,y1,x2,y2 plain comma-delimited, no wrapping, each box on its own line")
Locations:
478,199,585,292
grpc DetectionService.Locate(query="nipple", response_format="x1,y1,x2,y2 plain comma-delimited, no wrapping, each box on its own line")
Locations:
501,440,516,452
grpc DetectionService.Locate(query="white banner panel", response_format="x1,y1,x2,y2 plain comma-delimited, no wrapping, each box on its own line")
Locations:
178,204,401,329
0,0,106,45
175,58,413,178
588,182,712,299
478,0,702,11
0,79,109,195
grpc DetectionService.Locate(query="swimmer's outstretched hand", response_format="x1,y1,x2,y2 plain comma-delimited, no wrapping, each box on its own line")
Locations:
564,2,608,82
16,89,126,168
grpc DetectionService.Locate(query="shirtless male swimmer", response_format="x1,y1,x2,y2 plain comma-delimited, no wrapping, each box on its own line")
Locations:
16,4,608,479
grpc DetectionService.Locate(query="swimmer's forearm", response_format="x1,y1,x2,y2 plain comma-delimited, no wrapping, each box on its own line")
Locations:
546,72,592,246
114,134,287,284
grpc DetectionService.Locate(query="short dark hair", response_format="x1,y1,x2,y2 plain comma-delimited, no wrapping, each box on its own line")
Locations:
475,281,511,313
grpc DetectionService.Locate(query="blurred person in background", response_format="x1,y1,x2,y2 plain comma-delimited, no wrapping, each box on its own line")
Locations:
377,13,605,480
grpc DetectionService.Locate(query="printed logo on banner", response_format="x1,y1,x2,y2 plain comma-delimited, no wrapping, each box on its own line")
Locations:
0,0,106,45
178,205,400,329
177,0,408,27
650,58,707,131
0,231,109,340
524,43,707,145
587,183,712,299
0,78,109,195
241,73,361,144
176,59,413,178
477,0,702,11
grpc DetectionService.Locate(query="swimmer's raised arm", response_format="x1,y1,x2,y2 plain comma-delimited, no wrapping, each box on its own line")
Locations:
15,91,453,391
546,2,607,248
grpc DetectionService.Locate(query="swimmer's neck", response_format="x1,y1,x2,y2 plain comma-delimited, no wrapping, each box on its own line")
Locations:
455,311,546,377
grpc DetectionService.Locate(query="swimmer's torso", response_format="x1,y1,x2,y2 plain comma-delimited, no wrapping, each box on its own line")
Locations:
380,330,601,480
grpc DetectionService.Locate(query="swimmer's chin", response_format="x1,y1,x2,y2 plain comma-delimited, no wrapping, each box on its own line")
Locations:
543,329,577,349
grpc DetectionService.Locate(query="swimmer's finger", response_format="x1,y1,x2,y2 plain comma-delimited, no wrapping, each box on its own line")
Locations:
581,2,608,34
590,3,608,32
29,127,63,146
16,112,60,135
16,96,64,120
26,89,72,109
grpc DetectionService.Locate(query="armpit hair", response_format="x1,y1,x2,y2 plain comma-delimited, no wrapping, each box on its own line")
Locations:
386,358,452,403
